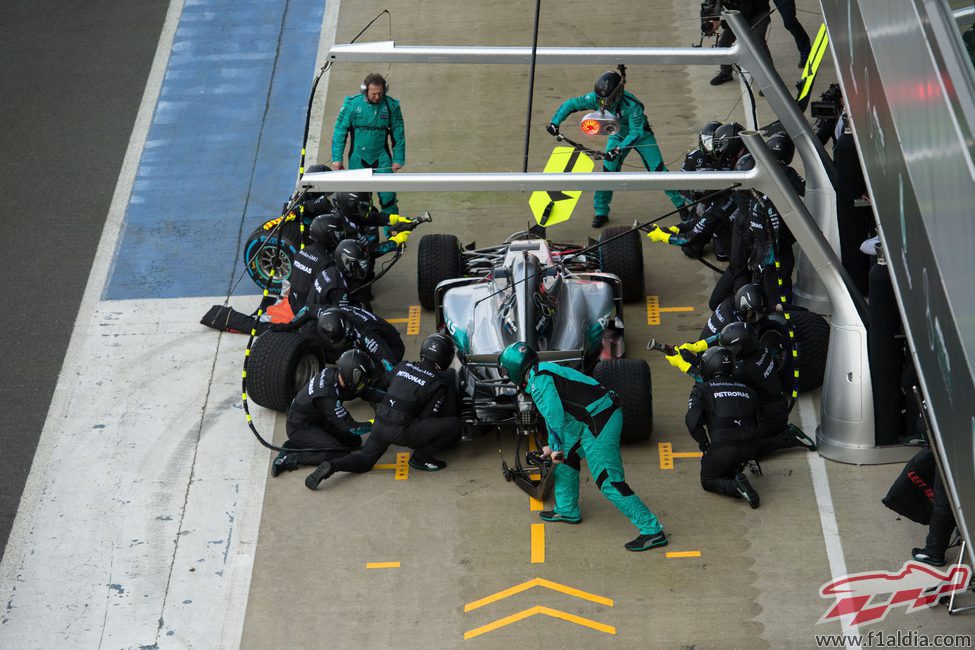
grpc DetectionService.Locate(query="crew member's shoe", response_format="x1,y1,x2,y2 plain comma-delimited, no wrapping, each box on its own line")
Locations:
305,461,334,490
710,71,733,86
734,472,761,509
271,451,299,477
540,510,582,524
789,424,818,451
912,548,946,567
408,455,447,471
624,531,668,552
592,214,609,228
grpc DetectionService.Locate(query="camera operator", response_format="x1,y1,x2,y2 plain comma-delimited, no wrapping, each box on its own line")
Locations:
706,1,772,86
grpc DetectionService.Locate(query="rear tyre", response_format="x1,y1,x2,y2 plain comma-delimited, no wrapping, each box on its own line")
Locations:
417,234,462,311
599,226,645,303
593,359,653,443
246,331,323,412
762,309,830,395
244,219,302,294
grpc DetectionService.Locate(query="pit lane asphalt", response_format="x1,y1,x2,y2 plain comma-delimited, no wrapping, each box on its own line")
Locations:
0,0,169,558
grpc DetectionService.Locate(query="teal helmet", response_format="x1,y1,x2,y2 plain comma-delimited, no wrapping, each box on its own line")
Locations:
498,342,539,387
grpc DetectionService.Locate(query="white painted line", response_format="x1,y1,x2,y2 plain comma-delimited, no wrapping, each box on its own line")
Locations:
304,0,341,165
800,396,862,650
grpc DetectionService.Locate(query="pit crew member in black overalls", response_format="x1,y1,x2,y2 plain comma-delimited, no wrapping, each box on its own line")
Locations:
304,334,462,490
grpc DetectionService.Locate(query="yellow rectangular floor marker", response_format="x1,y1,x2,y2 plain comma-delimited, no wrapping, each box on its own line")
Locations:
531,524,545,564
658,442,702,470
659,307,694,313
373,453,410,479
529,495,543,511
646,295,660,325
406,305,421,336
666,551,702,559
366,562,401,569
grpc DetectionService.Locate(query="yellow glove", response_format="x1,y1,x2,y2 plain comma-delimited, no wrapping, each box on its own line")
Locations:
667,225,681,234
388,214,411,225
390,230,411,246
666,352,692,373
678,339,709,354
647,225,672,244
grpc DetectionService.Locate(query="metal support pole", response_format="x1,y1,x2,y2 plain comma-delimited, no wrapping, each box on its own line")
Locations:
741,132,911,464
721,11,839,315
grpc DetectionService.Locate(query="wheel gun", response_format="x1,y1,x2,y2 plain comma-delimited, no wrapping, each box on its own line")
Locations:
389,211,432,236
647,338,677,356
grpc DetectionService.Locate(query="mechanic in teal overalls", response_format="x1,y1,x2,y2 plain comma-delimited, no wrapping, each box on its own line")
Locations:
546,68,686,228
330,73,405,216
498,342,667,552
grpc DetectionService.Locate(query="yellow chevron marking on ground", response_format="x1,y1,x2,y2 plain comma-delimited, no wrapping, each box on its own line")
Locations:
464,578,613,612
464,606,615,639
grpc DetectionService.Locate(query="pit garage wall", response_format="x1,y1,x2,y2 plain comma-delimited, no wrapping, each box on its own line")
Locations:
820,0,975,560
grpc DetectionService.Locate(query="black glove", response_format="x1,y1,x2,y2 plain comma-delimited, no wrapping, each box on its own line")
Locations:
546,123,560,137
604,147,622,162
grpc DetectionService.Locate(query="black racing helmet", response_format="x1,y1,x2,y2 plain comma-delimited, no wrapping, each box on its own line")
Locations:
333,238,371,280
713,122,745,169
335,349,375,397
594,70,625,108
719,321,758,356
419,333,455,370
317,308,353,346
699,120,723,159
331,191,373,222
308,213,350,249
734,283,766,323
700,346,735,381
767,134,795,165
735,153,755,172
302,164,333,202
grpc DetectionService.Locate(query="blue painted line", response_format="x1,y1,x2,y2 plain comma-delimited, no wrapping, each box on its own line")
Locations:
104,0,325,300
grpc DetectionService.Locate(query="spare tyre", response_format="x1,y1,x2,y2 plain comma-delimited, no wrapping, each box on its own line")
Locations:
243,217,302,294
593,358,653,443
245,331,323,412
599,226,645,303
417,234,462,311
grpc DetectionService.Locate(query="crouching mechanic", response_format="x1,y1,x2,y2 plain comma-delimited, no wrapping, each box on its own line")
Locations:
316,306,405,388
498,342,667,552
305,333,462,489
687,346,779,509
271,350,380,476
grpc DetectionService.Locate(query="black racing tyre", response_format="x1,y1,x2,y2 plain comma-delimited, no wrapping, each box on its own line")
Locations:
593,359,653,443
243,218,303,294
765,310,830,395
246,331,323,412
417,234,462,311
788,309,830,393
598,226,645,303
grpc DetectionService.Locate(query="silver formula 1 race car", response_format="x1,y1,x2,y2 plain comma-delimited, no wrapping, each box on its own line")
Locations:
416,225,654,497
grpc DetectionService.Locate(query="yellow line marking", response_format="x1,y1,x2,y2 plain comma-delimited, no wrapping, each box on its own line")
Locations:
464,606,615,639
529,495,543,511
366,562,401,569
666,551,702,559
387,318,408,323
373,464,396,469
464,578,613,612
659,442,702,470
395,452,409,480
658,306,694,313
531,524,545,564
646,295,660,325
407,305,421,335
